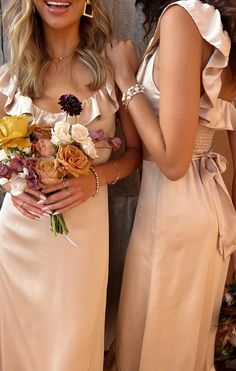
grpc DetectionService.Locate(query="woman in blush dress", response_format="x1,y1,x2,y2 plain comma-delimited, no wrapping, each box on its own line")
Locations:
0,1,141,370
105,0,236,370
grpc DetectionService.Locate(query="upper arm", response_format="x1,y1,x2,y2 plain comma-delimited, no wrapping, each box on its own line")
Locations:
158,5,203,163
229,130,236,170
0,92,7,117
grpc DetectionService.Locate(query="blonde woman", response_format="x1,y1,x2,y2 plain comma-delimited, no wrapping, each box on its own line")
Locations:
0,1,141,370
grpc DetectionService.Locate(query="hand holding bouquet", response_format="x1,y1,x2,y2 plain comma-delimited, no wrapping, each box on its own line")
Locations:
0,94,121,236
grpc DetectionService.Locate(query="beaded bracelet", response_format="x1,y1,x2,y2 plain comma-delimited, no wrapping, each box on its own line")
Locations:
109,160,120,185
121,83,145,111
90,167,100,197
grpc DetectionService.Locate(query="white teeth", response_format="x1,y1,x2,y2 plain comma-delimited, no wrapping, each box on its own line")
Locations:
47,1,70,6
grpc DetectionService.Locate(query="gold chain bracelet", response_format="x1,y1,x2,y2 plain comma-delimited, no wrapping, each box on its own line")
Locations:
90,167,100,197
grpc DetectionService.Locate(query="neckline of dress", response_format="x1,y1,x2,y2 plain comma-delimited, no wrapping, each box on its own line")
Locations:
31,87,103,116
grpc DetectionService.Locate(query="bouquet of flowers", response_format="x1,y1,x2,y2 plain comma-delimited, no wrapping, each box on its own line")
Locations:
215,277,236,361
0,94,121,236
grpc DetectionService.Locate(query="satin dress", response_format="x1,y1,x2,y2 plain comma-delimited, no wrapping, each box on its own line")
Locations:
0,64,119,371
105,1,236,370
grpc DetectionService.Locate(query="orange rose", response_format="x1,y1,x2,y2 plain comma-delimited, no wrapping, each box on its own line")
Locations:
56,144,91,177
36,158,65,186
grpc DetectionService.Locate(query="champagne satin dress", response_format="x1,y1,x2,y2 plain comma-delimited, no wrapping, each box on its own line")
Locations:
106,1,236,370
0,65,119,371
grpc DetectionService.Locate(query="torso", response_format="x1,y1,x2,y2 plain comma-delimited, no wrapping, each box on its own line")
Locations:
33,57,98,113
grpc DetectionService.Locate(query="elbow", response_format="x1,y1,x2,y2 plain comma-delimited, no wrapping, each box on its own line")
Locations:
158,162,190,181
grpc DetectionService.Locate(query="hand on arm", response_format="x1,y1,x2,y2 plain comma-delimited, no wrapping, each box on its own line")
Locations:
106,6,203,180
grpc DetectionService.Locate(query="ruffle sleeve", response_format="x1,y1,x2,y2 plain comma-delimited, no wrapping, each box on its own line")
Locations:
141,0,236,131
79,82,119,126
165,0,233,130
0,64,33,117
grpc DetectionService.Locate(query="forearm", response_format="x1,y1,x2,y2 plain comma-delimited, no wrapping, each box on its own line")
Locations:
120,87,196,180
94,147,141,187
232,176,236,210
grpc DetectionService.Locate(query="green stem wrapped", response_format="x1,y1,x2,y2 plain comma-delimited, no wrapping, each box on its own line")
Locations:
50,214,69,236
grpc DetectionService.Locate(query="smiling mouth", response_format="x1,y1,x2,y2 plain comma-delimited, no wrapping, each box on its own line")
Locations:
46,1,71,8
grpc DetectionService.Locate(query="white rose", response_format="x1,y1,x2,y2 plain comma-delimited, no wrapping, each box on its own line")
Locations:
80,138,98,159
51,120,72,145
0,178,9,186
0,149,8,161
71,123,89,143
10,176,27,196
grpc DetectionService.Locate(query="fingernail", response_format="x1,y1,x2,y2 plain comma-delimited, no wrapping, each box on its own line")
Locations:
40,195,47,200
43,213,51,217
53,212,60,216
34,217,41,221
42,208,52,214
37,200,45,204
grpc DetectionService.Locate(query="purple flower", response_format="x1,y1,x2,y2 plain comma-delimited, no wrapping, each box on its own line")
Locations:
89,129,108,141
9,157,24,172
26,168,40,190
0,163,13,179
58,94,83,116
108,137,122,152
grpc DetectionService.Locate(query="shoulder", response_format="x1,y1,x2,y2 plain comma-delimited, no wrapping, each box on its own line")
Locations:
160,3,201,34
159,3,203,49
158,0,230,56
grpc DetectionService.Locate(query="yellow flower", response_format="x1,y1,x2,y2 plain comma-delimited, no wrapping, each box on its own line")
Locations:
0,115,31,148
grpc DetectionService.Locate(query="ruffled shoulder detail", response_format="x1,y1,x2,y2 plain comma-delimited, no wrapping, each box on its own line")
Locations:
141,0,234,130
0,64,119,125
0,64,33,117
79,81,119,126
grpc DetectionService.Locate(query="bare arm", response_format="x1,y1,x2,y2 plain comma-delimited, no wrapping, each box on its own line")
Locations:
106,6,203,180
228,130,236,208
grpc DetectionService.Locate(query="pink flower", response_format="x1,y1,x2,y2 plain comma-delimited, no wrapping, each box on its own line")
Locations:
89,129,108,141
108,137,122,152
35,139,57,157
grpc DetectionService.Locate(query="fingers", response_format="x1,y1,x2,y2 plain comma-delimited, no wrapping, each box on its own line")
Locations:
42,188,87,214
53,199,86,214
43,179,70,195
11,194,49,220
12,198,41,220
25,187,47,201
44,186,73,205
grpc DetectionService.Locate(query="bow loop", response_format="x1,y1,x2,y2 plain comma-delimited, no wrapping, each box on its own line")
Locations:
194,151,236,260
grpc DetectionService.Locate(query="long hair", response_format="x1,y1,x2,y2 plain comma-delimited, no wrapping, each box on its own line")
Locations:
3,0,112,98
136,0,236,80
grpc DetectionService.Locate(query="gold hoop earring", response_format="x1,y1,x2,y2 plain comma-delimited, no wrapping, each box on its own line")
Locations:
83,0,94,19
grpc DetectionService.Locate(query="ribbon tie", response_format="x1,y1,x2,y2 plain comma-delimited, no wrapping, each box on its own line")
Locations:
194,152,236,260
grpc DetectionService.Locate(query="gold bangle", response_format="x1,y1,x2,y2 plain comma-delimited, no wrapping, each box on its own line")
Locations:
90,167,100,197
110,160,120,185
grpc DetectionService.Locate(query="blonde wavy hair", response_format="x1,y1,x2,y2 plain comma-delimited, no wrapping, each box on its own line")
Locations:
3,0,112,98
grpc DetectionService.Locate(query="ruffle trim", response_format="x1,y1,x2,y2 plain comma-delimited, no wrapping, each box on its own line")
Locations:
0,64,119,125
139,0,236,131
